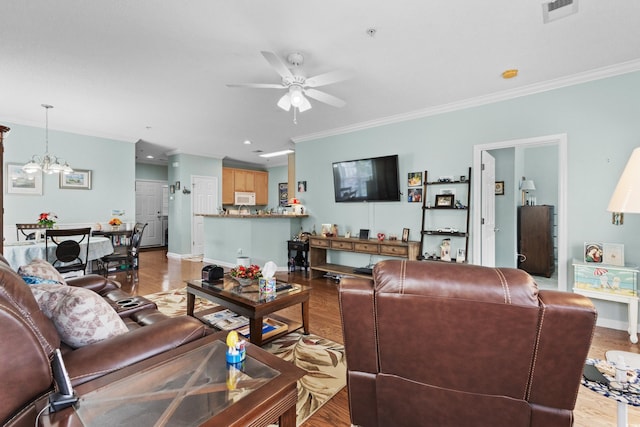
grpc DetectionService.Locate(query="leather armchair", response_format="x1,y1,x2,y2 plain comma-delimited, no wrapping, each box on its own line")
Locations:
0,254,209,427
339,260,597,427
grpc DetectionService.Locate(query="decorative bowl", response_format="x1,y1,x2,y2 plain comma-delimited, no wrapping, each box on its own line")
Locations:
234,277,256,286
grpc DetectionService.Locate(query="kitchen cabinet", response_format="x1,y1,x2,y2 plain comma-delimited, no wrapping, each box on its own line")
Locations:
222,167,269,205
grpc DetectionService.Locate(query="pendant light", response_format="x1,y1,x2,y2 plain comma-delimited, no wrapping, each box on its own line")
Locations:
23,104,73,175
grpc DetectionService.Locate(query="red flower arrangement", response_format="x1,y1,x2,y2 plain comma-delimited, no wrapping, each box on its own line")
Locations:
229,264,262,280
37,212,57,228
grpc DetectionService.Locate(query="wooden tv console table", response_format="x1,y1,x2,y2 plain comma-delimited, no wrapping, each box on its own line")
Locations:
308,235,420,279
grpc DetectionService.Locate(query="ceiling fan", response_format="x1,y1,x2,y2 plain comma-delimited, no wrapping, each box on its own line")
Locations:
227,51,350,119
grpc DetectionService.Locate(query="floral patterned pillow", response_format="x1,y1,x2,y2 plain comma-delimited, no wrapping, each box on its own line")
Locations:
18,258,67,285
30,284,128,348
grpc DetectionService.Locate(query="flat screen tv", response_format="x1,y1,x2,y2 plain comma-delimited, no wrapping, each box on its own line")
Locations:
332,154,401,202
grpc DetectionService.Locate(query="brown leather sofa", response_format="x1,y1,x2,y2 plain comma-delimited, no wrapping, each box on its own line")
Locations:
339,260,597,427
0,254,209,427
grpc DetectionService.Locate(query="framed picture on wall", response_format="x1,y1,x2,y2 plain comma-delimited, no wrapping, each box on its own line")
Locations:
278,182,288,207
495,181,505,195
59,169,92,190
6,163,43,195
408,172,422,187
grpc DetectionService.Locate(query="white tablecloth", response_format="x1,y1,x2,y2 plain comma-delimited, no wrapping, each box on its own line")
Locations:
3,236,114,271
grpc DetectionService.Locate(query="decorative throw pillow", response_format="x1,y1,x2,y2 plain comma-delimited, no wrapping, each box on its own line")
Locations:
18,258,67,285
21,275,61,285
30,284,128,348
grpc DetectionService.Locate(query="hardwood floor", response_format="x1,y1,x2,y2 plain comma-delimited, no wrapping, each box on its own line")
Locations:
116,249,640,426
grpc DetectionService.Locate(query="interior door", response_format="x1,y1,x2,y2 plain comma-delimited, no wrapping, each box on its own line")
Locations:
135,180,164,247
191,176,218,255
481,151,496,267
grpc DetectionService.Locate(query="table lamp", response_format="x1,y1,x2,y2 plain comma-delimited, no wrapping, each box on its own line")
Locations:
520,179,536,206
608,147,640,225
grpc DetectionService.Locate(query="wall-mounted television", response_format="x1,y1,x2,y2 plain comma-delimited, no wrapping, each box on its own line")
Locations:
332,154,401,202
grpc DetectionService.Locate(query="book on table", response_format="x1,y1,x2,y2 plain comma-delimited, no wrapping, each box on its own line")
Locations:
236,318,288,340
201,309,249,330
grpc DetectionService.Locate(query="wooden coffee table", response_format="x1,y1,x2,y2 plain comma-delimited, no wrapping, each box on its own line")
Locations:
186,276,310,346
40,332,305,427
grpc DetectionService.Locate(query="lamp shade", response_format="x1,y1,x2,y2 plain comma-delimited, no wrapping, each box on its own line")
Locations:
608,147,640,213
520,180,536,191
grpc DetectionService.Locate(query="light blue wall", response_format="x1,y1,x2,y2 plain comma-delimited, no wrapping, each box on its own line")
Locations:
3,123,135,228
295,71,640,326
136,163,168,181
167,153,222,255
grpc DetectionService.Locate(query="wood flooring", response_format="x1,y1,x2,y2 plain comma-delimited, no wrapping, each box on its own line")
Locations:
114,249,639,427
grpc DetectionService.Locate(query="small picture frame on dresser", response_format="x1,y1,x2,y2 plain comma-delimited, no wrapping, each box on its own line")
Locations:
401,228,410,242
603,243,624,266
359,229,370,240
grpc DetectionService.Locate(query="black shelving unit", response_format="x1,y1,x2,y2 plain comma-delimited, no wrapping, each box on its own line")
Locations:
418,167,471,262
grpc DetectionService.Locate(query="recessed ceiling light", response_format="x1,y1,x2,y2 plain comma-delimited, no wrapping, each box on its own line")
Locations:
146,155,154,159
259,149,294,158
502,69,518,79
244,140,252,145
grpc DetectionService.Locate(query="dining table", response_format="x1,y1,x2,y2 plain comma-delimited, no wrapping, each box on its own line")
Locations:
2,236,114,272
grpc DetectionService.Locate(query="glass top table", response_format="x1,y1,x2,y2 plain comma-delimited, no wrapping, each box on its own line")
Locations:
186,275,310,346
43,333,305,427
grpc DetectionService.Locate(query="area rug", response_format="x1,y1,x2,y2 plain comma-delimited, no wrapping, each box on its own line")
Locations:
144,287,347,426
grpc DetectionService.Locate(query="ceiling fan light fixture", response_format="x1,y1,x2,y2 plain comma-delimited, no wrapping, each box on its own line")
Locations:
289,86,304,107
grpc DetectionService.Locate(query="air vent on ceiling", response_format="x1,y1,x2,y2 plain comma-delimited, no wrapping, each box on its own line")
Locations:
542,0,578,23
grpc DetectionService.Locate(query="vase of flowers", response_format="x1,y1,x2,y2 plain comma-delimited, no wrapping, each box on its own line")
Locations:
37,212,57,228
109,217,123,231
229,264,262,286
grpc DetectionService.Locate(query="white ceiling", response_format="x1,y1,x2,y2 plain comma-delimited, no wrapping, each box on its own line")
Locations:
1,1,640,167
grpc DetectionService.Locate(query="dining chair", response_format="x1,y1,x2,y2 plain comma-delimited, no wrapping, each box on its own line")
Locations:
45,228,92,275
99,222,147,280
16,223,42,241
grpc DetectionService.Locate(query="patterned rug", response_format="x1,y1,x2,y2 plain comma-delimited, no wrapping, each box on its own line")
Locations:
144,288,347,426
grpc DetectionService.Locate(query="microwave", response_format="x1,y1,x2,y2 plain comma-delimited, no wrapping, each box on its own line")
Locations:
234,191,256,205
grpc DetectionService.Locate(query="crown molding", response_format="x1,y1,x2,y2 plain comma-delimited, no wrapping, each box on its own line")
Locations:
292,59,640,144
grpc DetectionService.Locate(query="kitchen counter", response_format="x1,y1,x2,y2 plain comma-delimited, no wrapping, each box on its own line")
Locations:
203,215,306,269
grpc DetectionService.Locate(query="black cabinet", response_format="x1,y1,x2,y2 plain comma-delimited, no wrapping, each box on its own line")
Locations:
518,205,555,278
287,240,309,275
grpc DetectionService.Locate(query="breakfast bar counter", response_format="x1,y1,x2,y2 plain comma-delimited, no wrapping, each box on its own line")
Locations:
202,214,308,269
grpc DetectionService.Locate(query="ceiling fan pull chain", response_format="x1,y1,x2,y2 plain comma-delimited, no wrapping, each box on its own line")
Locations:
293,107,298,125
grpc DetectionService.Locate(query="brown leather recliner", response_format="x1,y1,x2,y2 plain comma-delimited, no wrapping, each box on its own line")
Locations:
339,260,597,427
0,254,209,427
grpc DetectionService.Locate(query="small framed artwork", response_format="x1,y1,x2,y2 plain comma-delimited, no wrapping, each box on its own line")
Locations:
584,242,603,263
6,163,43,195
435,194,455,207
278,182,288,207
603,243,625,266
495,181,505,196
408,188,422,203
359,229,370,240
402,228,410,242
408,172,422,187
169,185,175,194
59,169,92,190
297,181,307,193
175,181,180,190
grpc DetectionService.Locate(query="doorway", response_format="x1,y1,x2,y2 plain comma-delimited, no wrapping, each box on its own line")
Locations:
472,134,568,291
190,175,218,256
135,180,166,247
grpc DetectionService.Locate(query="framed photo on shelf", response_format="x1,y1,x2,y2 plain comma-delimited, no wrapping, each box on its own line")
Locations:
402,228,410,242
408,172,422,187
495,181,505,196
6,163,43,195
59,169,92,190
359,229,370,240
435,194,455,207
603,243,624,266
584,242,603,263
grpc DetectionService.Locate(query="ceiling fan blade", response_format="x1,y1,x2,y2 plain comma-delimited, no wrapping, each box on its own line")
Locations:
226,83,284,89
277,93,291,111
261,51,294,80
305,70,352,87
298,96,312,112
305,88,346,108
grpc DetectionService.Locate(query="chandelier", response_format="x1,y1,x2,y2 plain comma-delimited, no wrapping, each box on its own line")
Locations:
23,104,73,175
